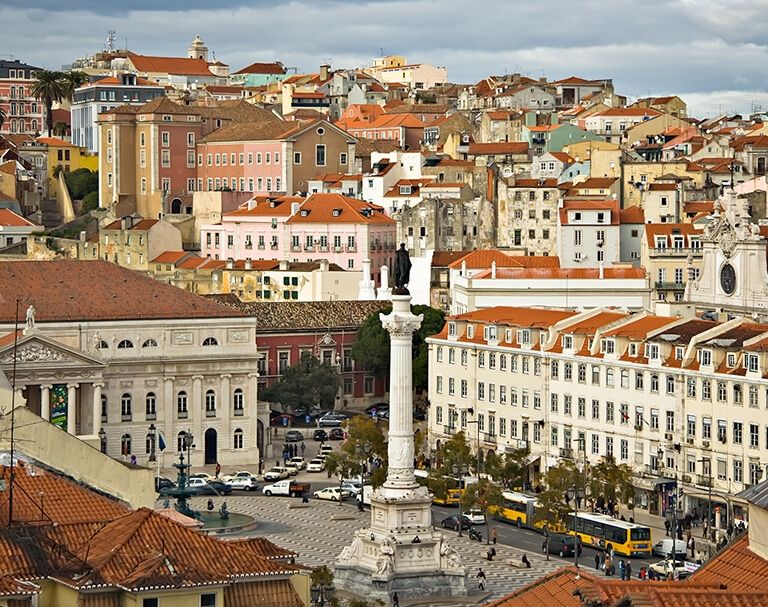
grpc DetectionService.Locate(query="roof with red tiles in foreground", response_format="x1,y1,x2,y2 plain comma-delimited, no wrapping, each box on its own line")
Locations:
0,260,245,323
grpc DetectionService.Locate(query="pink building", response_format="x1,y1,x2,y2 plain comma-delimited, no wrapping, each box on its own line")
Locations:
201,193,396,282
0,59,45,135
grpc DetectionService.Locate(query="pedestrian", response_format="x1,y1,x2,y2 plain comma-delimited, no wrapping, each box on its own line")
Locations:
703,519,709,539
664,520,671,536
491,527,498,545
625,560,632,580
618,559,625,580
647,566,656,580
688,536,695,557
215,462,221,478
639,566,647,580
594,552,601,570
476,567,487,590
521,554,531,568
274,426,278,438
300,441,306,455
392,592,399,607
604,554,612,576
486,546,494,561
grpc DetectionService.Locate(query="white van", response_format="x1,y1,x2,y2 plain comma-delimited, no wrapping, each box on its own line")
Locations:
652,538,687,558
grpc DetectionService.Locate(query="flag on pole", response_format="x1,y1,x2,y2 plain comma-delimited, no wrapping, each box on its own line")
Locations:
158,432,166,452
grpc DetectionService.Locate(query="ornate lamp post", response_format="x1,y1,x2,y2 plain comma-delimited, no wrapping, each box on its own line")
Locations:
98,428,107,454
452,463,469,537
148,423,157,463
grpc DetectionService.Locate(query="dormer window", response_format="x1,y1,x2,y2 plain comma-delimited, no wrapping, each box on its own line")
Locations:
448,322,457,337
597,212,605,224
505,329,512,343
629,343,638,357
332,208,341,217
399,185,412,195
300,209,309,216
727,353,736,368
562,335,573,349
648,344,660,360
517,329,531,345
698,349,712,366
467,324,474,339
484,325,497,341
162,115,172,122
655,236,667,249
573,212,582,221
746,353,759,373
675,346,684,360
600,339,615,354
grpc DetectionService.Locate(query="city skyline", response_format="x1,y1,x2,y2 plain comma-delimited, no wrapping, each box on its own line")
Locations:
2,0,767,117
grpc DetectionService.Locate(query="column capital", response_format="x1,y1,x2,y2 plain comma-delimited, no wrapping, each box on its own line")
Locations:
92,382,106,389
66,382,80,389
192,374,204,381
164,376,176,383
247,372,259,379
40,383,53,390
220,373,232,380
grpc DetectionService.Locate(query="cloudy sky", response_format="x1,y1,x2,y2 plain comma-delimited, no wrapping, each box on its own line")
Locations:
2,0,767,117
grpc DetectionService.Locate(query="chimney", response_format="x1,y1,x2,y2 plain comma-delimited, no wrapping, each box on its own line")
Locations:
491,260,497,279
247,198,257,210
319,259,329,272
279,259,289,271
120,218,128,230
244,257,252,270
226,257,234,269
291,202,301,216
79,230,86,242
461,259,467,276
598,261,604,280
320,64,330,81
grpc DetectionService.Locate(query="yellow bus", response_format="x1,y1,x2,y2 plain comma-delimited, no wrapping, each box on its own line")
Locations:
491,491,540,528
565,512,652,557
414,470,472,506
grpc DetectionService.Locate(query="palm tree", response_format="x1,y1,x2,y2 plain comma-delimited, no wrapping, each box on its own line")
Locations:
60,70,88,101
0,106,6,131
30,70,65,137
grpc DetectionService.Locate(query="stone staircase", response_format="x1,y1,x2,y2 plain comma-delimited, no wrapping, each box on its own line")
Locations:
39,199,61,229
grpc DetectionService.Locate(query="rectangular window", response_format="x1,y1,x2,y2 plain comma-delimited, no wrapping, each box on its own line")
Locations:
316,144,326,166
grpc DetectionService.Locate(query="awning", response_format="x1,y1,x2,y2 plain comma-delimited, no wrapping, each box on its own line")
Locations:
634,475,674,491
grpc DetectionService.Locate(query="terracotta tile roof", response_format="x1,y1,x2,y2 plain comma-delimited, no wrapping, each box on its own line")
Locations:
227,537,298,561
354,139,400,157
688,534,768,592
526,124,562,132
620,206,645,224
549,152,575,164
700,323,768,349
136,96,200,116
103,218,159,231
594,107,663,117
383,178,433,198
127,52,214,77
286,193,394,225
560,199,619,225
201,120,299,143
206,298,390,330
223,579,305,607
510,178,559,188
484,267,646,280
484,566,588,607
602,315,678,339
684,201,714,214
385,103,449,115
487,110,521,120
451,306,577,328
0,260,245,322
648,319,717,344
561,311,628,334
0,576,39,598
0,209,37,227
35,136,76,148
225,196,304,218
554,76,605,86
234,61,286,75
569,177,618,189
467,142,529,155
432,250,472,267
151,251,190,264
86,75,159,87
342,113,426,131
449,250,561,270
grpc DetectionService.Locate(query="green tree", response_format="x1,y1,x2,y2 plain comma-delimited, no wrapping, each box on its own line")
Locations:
261,352,340,411
461,478,504,539
424,431,475,502
0,106,6,130
65,168,98,200
31,70,65,137
336,415,388,487
351,305,445,392
535,487,572,560
484,447,529,489
588,455,635,511
59,70,88,101
81,191,99,213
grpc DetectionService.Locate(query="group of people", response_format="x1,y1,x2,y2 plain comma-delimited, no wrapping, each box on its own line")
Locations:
281,441,305,464
595,554,633,580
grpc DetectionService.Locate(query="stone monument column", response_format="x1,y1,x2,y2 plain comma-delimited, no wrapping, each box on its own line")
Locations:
335,279,466,601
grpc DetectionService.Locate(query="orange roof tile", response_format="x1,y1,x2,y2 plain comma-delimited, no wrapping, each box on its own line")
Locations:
234,61,286,75
36,136,77,147
103,218,159,231
594,107,663,117
452,306,577,328
127,52,214,77
448,250,560,270
225,196,305,218
483,566,589,607
561,311,628,334
467,142,529,155
286,193,394,225
483,267,646,280
526,124,562,132
602,315,678,339
688,534,768,592
619,206,645,224
569,177,618,189
151,251,190,264
0,208,37,227
86,75,159,87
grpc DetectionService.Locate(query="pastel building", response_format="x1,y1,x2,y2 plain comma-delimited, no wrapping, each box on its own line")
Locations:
0,59,44,135
201,193,396,282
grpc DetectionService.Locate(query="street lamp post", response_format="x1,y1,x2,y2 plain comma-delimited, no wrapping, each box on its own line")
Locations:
183,431,194,469
148,423,157,463
98,428,107,454
452,463,469,537
698,457,713,542
466,411,481,477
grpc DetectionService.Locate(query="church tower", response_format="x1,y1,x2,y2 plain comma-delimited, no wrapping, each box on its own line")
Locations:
187,35,209,61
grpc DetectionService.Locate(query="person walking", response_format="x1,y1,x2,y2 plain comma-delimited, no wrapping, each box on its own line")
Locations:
618,559,626,580
476,568,487,590
664,519,671,536
521,554,531,568
594,552,601,570
300,441,306,456
392,592,399,607
215,462,221,478
491,527,498,545
625,560,632,580
604,554,612,576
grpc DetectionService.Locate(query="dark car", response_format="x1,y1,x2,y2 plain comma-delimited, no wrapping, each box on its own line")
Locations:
542,533,582,558
440,514,472,531
285,430,304,442
313,429,329,441
198,480,232,496
155,476,176,492
328,428,345,440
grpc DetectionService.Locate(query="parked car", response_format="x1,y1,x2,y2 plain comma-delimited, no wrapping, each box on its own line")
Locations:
288,457,306,470
341,480,362,497
313,429,329,442
318,415,345,427
285,430,304,442
652,538,688,559
222,470,257,483
465,509,486,525
228,476,259,491
440,514,472,531
263,466,290,481
542,533,582,558
306,458,326,472
319,445,334,457
328,428,345,440
197,480,233,496
283,462,300,476
187,477,209,489
262,479,311,497
155,476,175,492
649,559,692,580
190,473,214,482
314,487,353,501
365,403,388,416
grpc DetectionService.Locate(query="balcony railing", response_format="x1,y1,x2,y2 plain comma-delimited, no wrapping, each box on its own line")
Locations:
121,414,132,422
290,245,301,252
206,409,216,418
560,448,573,459
483,432,497,443
347,245,357,253
650,247,702,256
178,411,188,419
443,425,458,435
234,408,244,417
655,281,685,290
146,412,157,421
696,474,713,487
334,245,343,252
270,244,279,250
319,245,329,252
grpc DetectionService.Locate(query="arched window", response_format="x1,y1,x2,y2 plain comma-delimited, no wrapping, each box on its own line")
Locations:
145,433,153,454
96,340,109,349
233,428,244,449
117,339,134,349
142,338,158,348
233,388,244,413
121,434,132,455
205,389,216,413
121,393,132,418
177,391,188,417
177,431,187,452
202,337,218,346
101,394,108,421
145,392,156,416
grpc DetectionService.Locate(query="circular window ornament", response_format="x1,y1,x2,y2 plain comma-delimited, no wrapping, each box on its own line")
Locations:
316,127,325,136
720,263,736,295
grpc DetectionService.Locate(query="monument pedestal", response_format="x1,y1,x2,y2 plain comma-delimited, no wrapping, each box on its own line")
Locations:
335,294,467,600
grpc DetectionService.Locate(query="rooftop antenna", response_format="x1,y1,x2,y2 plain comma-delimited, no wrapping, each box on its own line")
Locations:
380,48,384,57
106,29,116,53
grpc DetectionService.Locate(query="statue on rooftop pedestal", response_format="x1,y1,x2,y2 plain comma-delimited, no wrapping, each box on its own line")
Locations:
393,244,411,294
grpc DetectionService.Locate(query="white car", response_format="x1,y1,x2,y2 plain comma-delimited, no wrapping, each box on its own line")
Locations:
289,457,307,470
190,473,214,482
313,486,353,501
263,466,290,481
649,559,692,580
319,445,334,457
187,477,208,488
341,480,362,497
284,462,300,476
465,509,486,525
306,458,326,473
228,476,258,491
222,470,257,483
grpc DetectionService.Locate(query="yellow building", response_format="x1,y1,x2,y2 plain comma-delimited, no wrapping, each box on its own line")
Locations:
563,140,622,179
36,136,97,198
641,222,703,302
623,160,704,208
